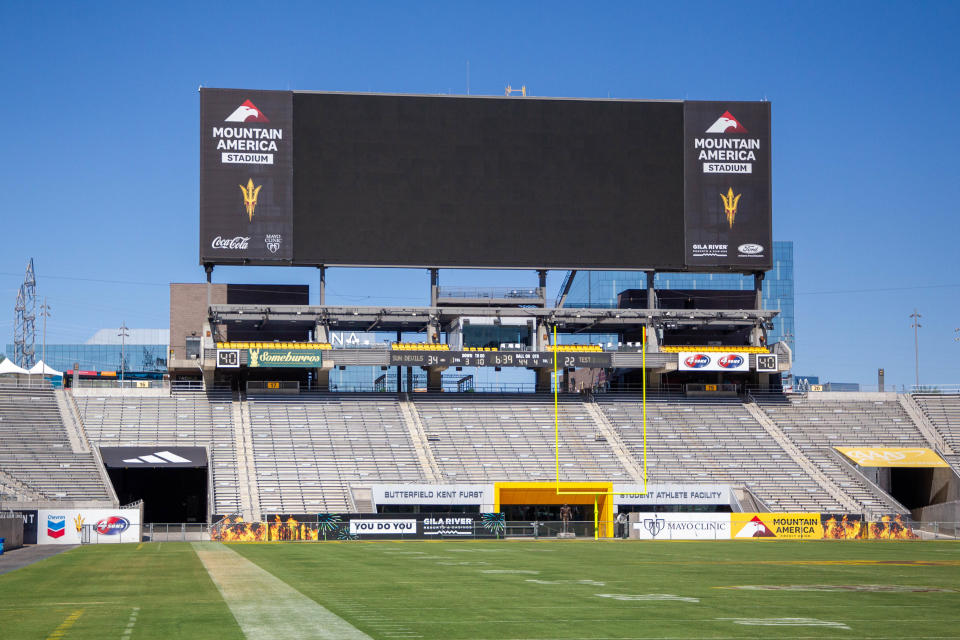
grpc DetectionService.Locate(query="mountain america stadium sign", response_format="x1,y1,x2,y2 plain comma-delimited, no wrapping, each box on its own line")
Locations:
248,348,322,368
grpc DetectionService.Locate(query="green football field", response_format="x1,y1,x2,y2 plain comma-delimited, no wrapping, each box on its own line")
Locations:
2,540,960,639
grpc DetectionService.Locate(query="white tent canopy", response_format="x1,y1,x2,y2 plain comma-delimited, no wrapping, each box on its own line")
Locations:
28,360,62,377
0,359,30,375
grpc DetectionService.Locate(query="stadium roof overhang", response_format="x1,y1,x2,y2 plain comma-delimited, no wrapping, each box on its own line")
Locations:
209,304,778,333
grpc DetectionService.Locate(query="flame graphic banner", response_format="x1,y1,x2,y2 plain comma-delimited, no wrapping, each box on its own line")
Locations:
211,513,507,541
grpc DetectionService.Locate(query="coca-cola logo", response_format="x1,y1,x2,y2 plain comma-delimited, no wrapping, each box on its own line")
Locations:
211,236,250,250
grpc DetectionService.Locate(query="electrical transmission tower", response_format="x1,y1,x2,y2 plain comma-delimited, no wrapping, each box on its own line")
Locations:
13,259,37,368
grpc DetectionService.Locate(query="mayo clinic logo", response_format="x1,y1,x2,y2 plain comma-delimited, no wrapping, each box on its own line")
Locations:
683,354,711,369
643,517,665,538
717,354,744,369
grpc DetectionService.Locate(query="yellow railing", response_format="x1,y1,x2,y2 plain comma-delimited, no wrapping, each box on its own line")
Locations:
216,342,332,350
660,345,769,354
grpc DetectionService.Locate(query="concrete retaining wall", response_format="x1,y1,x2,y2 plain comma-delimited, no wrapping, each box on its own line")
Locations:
0,517,24,550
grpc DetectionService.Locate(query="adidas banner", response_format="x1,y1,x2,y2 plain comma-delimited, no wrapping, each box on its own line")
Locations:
99,446,207,468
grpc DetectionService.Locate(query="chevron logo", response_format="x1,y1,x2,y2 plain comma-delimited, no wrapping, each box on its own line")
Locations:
122,450,192,464
47,515,66,539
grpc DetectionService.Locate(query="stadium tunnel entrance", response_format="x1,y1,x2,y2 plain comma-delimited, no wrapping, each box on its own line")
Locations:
494,482,614,538
99,447,208,523
838,447,960,519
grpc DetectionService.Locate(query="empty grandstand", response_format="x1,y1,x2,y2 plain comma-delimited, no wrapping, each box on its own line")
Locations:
912,394,960,468
0,386,113,503
247,393,426,514
597,394,845,512
753,395,941,517
413,394,632,483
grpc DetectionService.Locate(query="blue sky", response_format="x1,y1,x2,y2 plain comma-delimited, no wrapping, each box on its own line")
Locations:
0,1,957,388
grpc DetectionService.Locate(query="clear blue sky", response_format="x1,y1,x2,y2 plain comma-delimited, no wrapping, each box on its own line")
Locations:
1,1,957,388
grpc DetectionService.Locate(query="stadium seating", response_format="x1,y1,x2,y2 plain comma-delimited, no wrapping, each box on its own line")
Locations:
413,395,630,482
913,394,960,468
755,396,928,515
246,393,425,513
54,388,956,520
0,386,112,501
597,394,843,511
78,390,241,514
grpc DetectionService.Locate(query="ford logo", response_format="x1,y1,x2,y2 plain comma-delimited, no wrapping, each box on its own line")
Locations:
738,243,763,255
683,354,711,368
718,355,744,368
95,516,130,535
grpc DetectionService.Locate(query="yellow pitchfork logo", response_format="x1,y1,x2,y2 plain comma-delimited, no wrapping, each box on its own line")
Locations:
720,187,741,229
239,179,262,222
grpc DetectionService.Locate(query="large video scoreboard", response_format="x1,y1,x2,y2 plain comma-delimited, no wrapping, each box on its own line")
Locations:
200,89,771,272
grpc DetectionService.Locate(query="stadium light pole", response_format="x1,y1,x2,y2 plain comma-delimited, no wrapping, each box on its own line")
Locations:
39,298,51,376
119,322,130,386
910,310,921,390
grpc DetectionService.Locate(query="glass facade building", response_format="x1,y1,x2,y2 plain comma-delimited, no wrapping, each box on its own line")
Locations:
561,241,795,355
5,329,168,374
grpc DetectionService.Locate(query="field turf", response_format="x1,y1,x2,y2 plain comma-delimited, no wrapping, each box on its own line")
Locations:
2,540,960,639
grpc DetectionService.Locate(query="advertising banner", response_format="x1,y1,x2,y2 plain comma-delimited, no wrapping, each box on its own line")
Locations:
731,513,822,540
613,484,730,506
199,88,293,264
835,447,949,468
677,352,750,372
371,484,493,508
37,509,141,544
248,348,322,368
422,516,476,536
683,101,772,270
631,513,731,540
350,519,417,536
214,513,508,541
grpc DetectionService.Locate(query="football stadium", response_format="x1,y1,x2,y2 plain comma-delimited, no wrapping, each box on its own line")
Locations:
1,85,959,639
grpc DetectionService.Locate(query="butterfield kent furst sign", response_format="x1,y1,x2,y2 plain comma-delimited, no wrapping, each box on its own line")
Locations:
248,348,322,368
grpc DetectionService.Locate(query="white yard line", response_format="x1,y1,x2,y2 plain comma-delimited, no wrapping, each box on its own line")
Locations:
192,543,372,640
120,606,140,638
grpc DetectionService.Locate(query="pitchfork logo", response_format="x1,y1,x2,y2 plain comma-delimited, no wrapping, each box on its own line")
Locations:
239,178,262,221
225,99,270,123
705,111,748,134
